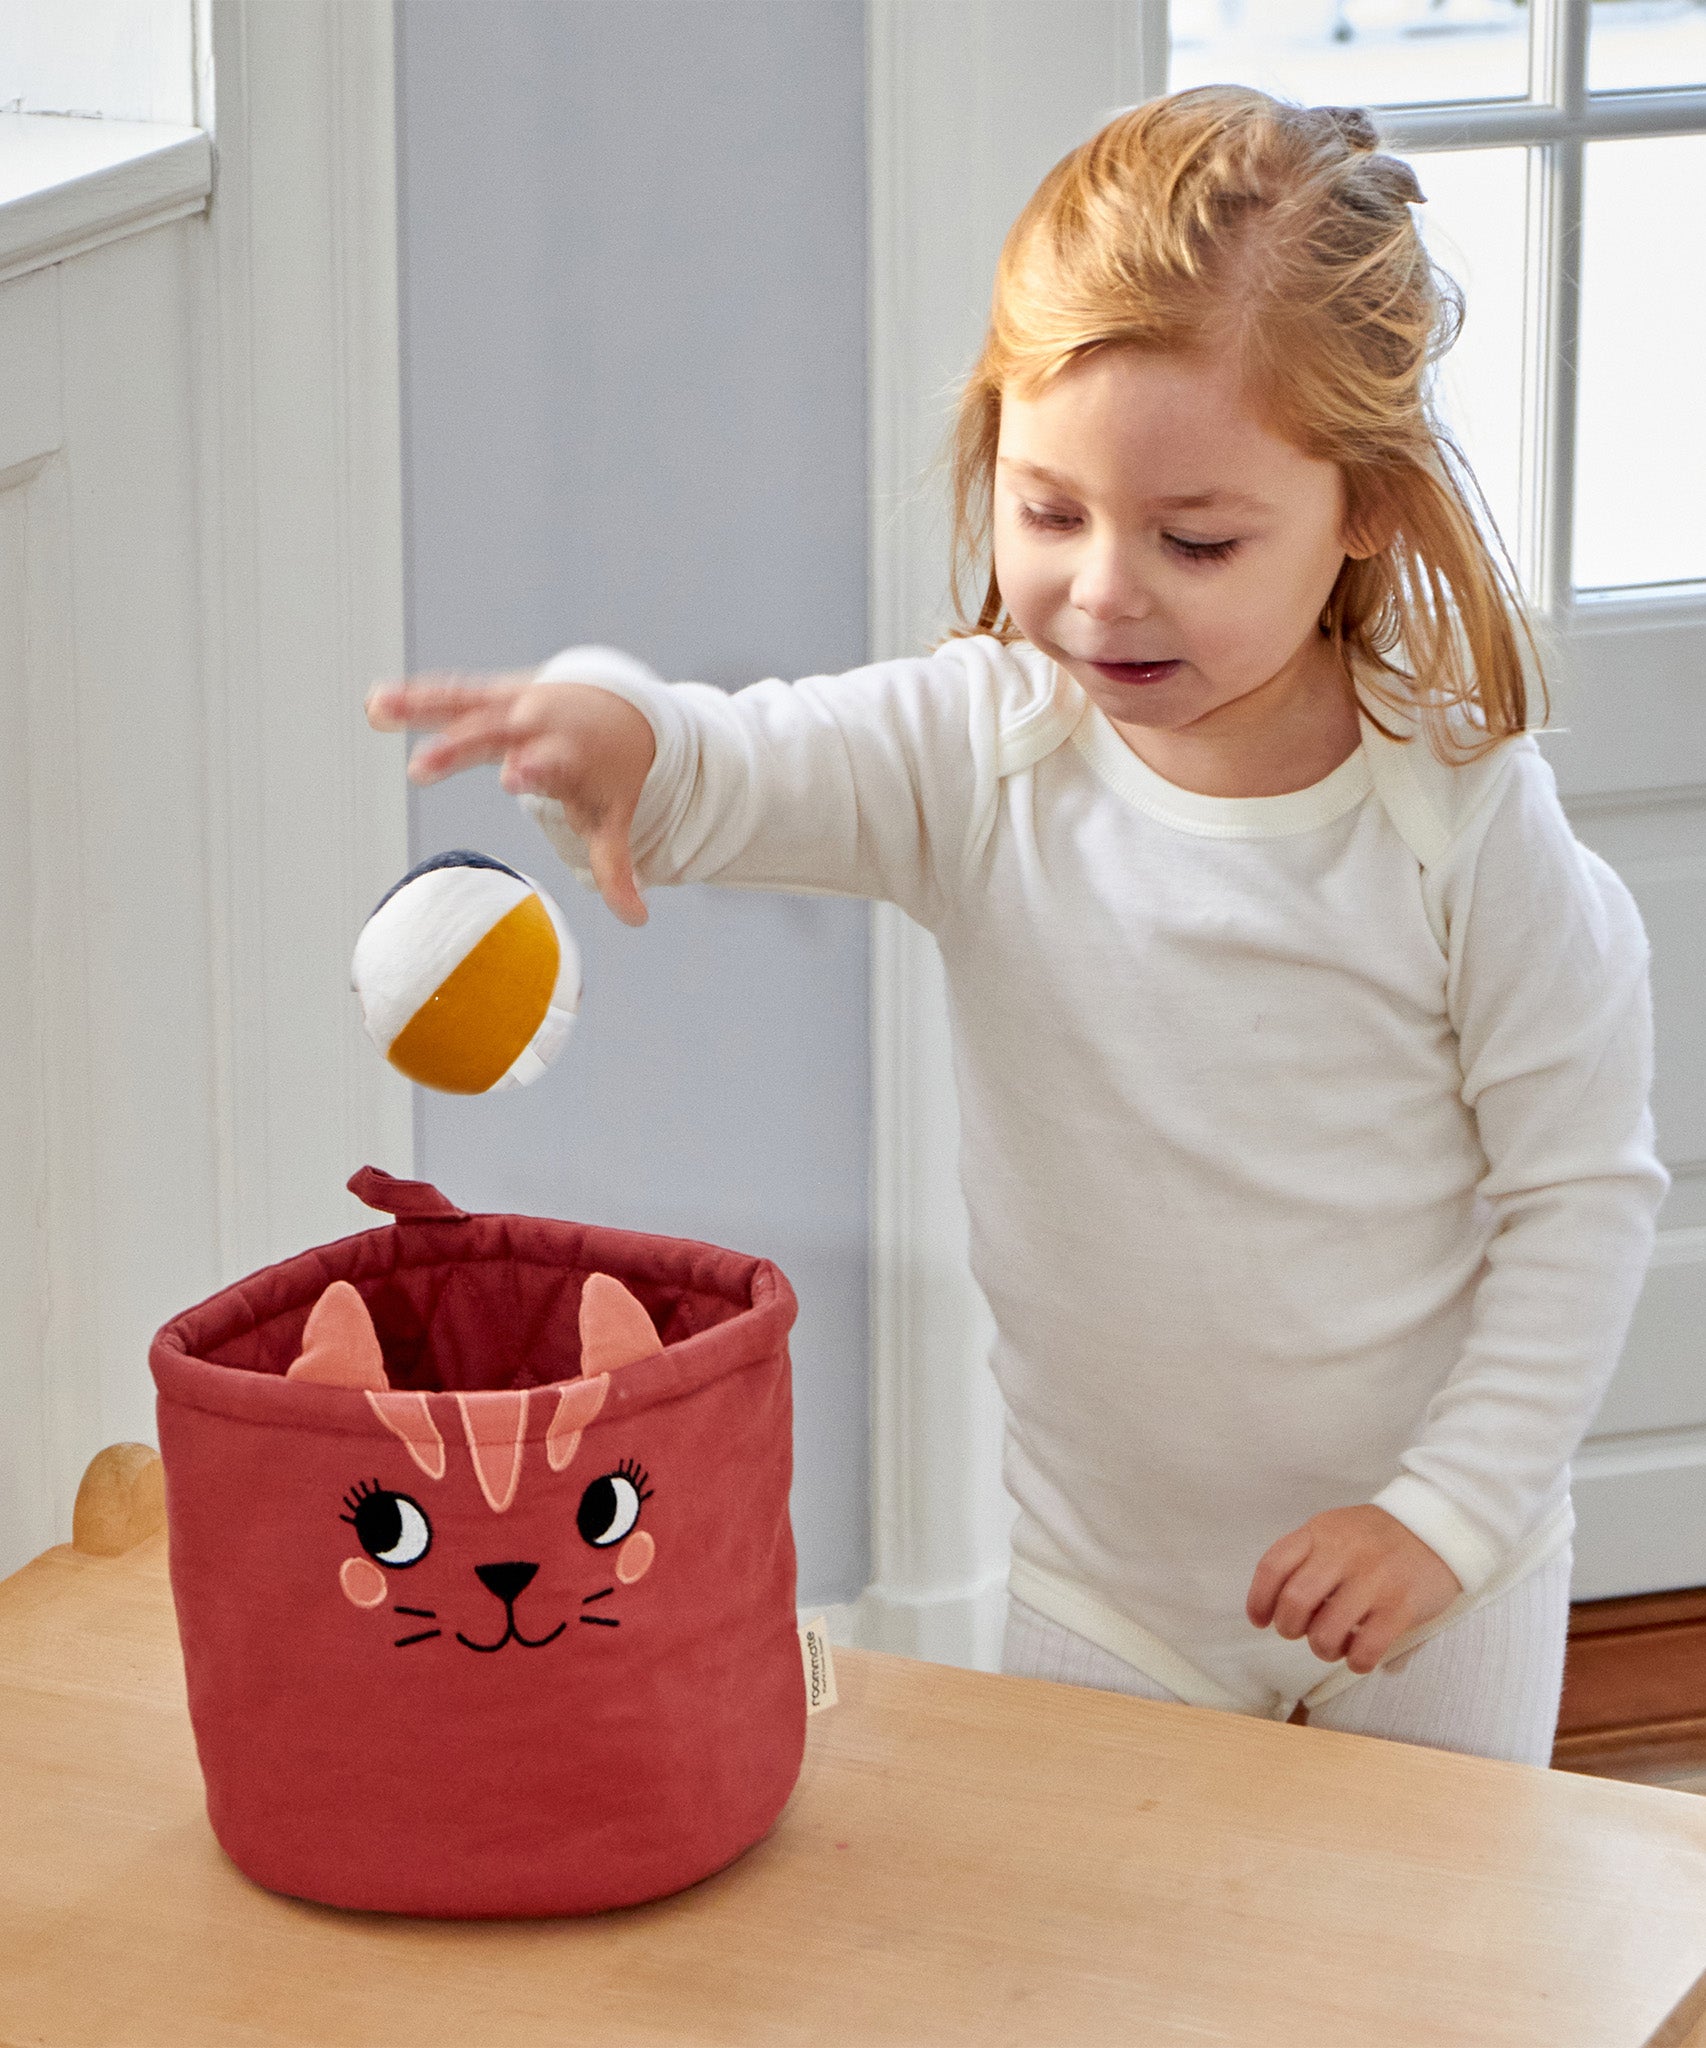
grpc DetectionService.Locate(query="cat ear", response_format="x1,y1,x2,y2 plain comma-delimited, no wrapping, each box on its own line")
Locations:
579,1272,664,1377
286,1280,390,1390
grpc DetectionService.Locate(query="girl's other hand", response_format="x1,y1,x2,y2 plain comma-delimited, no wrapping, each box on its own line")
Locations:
1244,1504,1462,1676
366,670,657,927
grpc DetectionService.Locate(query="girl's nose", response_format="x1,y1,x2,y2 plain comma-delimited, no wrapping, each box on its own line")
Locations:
1069,542,1152,626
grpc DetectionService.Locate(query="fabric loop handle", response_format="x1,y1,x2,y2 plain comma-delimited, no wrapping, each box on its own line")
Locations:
346,1165,470,1223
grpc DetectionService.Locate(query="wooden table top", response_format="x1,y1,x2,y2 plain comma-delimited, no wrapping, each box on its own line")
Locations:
4,1529,1706,2048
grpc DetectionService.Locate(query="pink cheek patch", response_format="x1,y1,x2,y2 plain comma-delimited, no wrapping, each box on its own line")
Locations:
615,1531,655,1585
340,1556,389,1608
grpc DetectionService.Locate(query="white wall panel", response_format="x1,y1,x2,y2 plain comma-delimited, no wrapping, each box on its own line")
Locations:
0,1,409,1577
1595,1231,1706,1439
1572,1434,1706,1599
57,222,223,1453
0,470,49,1573
0,266,59,465
0,232,221,1562
1570,798,1706,1172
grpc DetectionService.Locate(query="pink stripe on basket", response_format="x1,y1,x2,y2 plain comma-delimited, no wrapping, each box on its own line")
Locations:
455,1390,530,1514
546,1374,609,1473
365,1390,447,1482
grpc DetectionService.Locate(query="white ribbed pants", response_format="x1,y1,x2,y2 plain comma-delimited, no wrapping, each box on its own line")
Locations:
1001,1546,1573,1767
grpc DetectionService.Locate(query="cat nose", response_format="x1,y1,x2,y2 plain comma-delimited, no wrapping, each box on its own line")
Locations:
475,1561,539,1604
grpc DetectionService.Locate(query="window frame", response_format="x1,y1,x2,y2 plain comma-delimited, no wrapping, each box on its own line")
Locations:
1171,0,1706,619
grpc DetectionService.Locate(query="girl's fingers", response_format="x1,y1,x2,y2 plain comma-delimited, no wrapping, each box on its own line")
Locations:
498,741,647,923
1246,1527,1314,1627
586,819,648,928
408,733,513,786
1343,1607,1402,1676
1307,1583,1375,1666
407,707,534,785
1268,1556,1344,1642
367,671,530,733
498,733,581,802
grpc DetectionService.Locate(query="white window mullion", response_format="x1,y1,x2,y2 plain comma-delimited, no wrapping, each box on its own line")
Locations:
1516,144,1553,610
1538,0,1589,616
1535,0,1587,116
1534,134,1584,617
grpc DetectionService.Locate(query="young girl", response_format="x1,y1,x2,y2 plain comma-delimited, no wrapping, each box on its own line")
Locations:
371,87,1665,1767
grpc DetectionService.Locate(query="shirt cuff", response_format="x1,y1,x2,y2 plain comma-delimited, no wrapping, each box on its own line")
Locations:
534,643,664,695
1370,1473,1504,1597
520,644,681,876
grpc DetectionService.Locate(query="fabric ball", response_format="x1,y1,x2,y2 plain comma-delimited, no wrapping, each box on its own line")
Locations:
352,852,580,1093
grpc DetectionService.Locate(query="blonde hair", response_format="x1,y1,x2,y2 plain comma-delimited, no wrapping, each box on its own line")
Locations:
949,86,1544,759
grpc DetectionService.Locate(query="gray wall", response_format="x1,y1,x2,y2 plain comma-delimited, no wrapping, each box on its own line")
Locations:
394,0,870,1607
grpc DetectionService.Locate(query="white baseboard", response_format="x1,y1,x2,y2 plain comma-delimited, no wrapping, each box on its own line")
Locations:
803,1567,1012,1674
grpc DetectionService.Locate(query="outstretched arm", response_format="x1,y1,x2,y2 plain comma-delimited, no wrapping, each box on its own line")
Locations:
374,639,1038,931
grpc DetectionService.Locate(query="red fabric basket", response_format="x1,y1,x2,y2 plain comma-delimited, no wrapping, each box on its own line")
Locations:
149,1168,806,1918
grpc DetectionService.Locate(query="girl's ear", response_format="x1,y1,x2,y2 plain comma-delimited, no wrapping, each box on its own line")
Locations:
1342,482,1398,560
579,1273,664,1377
286,1280,390,1390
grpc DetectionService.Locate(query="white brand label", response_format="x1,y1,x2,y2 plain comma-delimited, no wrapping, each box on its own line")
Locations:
799,1615,839,1714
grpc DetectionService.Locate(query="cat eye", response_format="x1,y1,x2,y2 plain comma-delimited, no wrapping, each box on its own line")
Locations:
576,1459,651,1548
340,1480,432,1568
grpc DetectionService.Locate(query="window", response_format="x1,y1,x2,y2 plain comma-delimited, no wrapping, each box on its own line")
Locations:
0,0,196,127
1168,0,1706,610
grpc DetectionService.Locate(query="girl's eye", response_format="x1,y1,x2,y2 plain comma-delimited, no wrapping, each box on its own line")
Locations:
577,1461,652,1547
341,1482,432,1568
1165,534,1239,562
1016,502,1080,533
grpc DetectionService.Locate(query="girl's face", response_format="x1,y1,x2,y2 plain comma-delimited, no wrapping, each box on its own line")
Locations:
994,347,1368,751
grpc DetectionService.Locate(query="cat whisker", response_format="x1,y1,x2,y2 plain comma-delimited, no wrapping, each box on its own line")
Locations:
579,1614,620,1628
393,1606,437,1619
580,1587,615,1604
394,1628,442,1648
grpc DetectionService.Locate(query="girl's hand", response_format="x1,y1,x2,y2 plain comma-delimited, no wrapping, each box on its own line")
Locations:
366,670,657,927
1245,1505,1462,1676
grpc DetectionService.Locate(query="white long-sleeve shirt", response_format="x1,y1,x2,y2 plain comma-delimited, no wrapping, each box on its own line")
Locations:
522,635,1666,1716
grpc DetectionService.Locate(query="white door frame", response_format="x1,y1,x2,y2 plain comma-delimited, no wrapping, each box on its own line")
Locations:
197,0,414,1279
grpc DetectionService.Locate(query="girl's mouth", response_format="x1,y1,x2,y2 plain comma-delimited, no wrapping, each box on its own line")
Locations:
1089,659,1182,686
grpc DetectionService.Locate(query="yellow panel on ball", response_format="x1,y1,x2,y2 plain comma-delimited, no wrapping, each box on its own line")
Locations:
386,894,561,1094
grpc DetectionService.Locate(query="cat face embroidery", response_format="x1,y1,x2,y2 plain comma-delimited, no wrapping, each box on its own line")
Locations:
286,1272,665,1657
